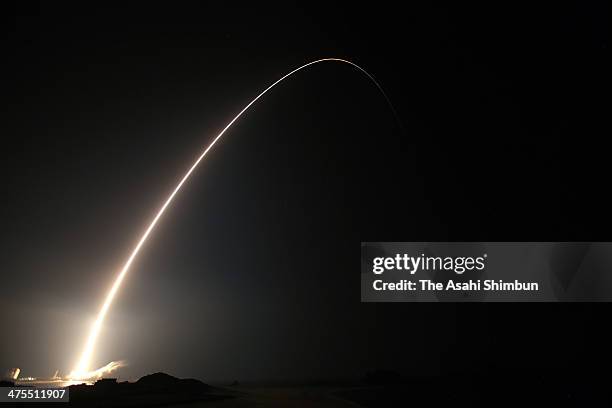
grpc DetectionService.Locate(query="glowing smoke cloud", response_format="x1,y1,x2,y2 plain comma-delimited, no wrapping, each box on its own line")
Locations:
70,58,396,380
75,361,126,381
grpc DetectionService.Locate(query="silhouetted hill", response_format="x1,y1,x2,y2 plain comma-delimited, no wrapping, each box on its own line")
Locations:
136,372,181,386
64,372,229,407
135,372,212,392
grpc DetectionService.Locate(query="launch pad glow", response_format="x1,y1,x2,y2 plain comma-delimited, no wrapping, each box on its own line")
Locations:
69,58,394,380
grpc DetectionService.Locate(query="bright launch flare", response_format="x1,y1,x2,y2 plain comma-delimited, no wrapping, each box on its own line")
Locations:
70,58,395,380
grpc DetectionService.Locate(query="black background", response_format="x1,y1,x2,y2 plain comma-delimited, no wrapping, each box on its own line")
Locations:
1,1,610,384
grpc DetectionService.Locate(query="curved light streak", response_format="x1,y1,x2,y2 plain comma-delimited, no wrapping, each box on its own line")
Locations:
70,58,397,379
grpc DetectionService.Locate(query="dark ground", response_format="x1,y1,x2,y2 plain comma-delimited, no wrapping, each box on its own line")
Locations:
3,371,612,407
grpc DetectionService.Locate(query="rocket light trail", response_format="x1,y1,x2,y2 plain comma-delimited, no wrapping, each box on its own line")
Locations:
69,58,397,381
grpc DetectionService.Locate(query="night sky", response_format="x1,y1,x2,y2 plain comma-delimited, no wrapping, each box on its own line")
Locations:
1,2,610,383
